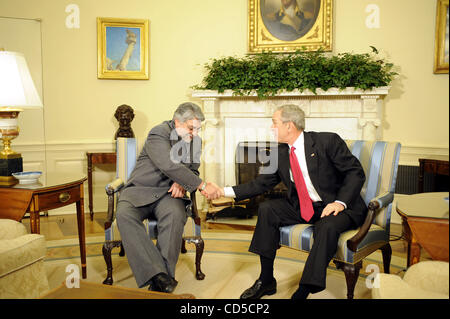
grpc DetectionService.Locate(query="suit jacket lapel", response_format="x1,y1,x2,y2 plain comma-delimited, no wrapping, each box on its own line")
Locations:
304,132,320,192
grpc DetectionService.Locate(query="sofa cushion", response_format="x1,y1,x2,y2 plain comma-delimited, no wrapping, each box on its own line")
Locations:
373,272,449,299
403,261,449,296
0,234,47,277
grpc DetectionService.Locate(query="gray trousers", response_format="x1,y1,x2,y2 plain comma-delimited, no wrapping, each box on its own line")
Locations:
116,195,188,288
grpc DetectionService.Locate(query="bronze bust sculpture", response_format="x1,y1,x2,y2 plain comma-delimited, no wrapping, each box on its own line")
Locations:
114,104,135,139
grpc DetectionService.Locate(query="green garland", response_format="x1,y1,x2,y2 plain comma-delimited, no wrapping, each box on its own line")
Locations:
194,48,397,99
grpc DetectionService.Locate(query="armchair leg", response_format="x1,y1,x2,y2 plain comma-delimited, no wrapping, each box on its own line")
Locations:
380,243,392,274
334,260,362,299
184,236,206,280
194,237,205,280
102,240,122,285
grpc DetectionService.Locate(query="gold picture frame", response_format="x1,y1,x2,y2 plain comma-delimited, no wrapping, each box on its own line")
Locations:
97,17,149,80
248,0,333,53
434,0,449,74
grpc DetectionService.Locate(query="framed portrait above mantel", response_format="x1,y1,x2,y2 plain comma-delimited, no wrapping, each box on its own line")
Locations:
434,0,449,74
97,17,149,80
248,0,333,53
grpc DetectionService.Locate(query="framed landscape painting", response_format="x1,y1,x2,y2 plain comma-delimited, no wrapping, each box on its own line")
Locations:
97,17,149,79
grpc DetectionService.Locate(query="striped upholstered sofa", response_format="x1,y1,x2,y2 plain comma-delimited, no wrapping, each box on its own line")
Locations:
102,137,205,285
279,140,401,299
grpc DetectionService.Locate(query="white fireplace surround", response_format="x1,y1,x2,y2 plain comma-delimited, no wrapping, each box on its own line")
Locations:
192,87,389,212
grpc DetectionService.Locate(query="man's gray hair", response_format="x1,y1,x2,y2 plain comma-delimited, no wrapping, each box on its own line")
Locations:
173,102,205,122
277,104,305,131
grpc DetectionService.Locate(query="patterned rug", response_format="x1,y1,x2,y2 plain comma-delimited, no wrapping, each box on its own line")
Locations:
44,232,407,299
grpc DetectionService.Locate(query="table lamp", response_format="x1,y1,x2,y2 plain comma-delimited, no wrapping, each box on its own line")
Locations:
0,50,43,186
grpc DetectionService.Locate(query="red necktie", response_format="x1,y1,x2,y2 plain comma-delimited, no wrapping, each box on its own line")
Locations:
289,146,314,222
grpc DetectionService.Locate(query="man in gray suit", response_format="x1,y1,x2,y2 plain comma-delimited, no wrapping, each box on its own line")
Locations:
116,102,221,293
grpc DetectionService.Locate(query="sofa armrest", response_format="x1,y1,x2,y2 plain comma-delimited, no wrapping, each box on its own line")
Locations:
347,192,393,252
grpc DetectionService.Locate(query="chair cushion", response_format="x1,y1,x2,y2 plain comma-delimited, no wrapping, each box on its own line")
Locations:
279,223,388,263
105,216,201,241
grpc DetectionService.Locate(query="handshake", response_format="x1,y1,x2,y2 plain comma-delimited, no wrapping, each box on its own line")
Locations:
198,181,224,200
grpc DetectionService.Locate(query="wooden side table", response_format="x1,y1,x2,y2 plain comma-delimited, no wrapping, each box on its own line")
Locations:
0,176,88,278
396,192,449,267
86,152,116,220
418,157,449,193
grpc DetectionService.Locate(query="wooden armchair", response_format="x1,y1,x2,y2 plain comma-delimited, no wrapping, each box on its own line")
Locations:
102,137,205,285
279,140,402,299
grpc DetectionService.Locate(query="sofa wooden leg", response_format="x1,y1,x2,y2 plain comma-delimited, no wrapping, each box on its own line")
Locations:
380,243,392,274
334,260,362,299
102,241,122,285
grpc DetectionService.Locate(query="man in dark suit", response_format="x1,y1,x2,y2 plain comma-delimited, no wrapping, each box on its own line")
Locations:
116,102,221,293
220,104,367,299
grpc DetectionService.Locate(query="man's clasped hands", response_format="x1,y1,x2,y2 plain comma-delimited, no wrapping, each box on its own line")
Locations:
199,181,224,200
167,181,224,200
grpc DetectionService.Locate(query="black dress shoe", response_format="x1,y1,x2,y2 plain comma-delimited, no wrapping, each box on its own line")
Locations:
291,285,311,299
148,273,178,293
240,279,277,299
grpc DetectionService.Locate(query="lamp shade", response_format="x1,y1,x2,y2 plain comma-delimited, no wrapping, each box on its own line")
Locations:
0,51,43,109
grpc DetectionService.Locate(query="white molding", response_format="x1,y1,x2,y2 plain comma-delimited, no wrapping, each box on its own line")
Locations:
15,141,116,215
399,145,449,166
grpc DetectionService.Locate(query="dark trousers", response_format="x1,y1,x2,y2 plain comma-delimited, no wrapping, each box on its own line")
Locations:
249,198,356,292
116,195,188,287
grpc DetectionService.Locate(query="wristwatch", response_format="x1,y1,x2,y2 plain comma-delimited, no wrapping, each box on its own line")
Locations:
200,181,207,191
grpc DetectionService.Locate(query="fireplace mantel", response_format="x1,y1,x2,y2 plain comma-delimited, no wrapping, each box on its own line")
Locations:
192,87,390,212
192,86,390,98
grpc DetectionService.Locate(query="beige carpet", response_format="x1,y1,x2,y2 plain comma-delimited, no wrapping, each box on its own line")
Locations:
44,232,407,299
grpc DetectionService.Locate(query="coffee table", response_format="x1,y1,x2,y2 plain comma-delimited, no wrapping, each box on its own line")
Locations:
0,174,88,278
396,192,449,266
40,281,195,299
